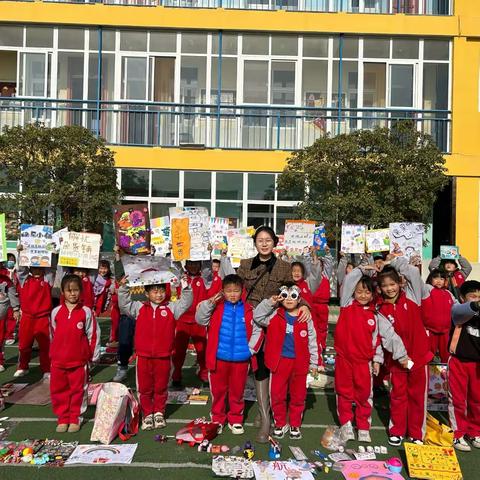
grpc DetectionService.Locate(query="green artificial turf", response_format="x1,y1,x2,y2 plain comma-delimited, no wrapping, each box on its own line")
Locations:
0,318,477,480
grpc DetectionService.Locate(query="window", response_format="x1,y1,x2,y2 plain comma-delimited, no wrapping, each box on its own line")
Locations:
57,52,84,100
390,65,413,107
212,34,238,55
333,37,358,58
184,171,211,198
363,38,389,59
182,33,207,54
271,62,295,105
271,35,298,56
302,60,328,107
248,204,274,228
0,26,23,47
216,202,243,219
424,40,449,61
89,29,115,51
216,173,243,200
364,63,386,108
180,57,206,104
152,170,179,197
122,169,149,196
248,173,275,200
184,201,211,212
150,32,177,52
122,57,147,100
211,57,237,105
151,203,176,218
303,36,328,58
423,63,448,110
26,27,53,48
392,38,418,59
243,61,269,103
243,35,269,55
276,206,296,232
58,28,84,50
120,31,147,52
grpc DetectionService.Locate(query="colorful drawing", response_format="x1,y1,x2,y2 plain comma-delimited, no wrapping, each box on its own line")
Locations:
19,224,54,267
252,461,315,480
150,216,171,257
58,231,101,269
0,214,7,262
428,364,448,412
171,217,191,262
209,217,229,257
114,204,150,255
440,245,459,260
341,224,366,254
272,234,286,256
341,460,405,480
283,220,316,256
389,223,424,260
65,444,137,465
404,443,462,480
227,228,256,268
122,254,180,288
366,228,390,253
313,224,327,250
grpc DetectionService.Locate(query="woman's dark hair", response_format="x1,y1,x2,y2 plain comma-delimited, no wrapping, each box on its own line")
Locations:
99,259,112,278
61,274,83,292
223,274,244,289
426,268,447,285
291,261,305,277
253,225,279,247
376,266,401,286
357,275,374,293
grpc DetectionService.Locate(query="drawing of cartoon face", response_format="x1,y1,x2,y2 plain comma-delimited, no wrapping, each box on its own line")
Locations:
118,212,132,230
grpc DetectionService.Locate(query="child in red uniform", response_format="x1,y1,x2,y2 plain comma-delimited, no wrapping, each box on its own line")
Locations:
251,282,319,440
72,268,95,309
0,273,20,371
118,274,193,430
172,260,209,388
50,274,100,433
448,281,480,451
429,254,472,301
196,274,263,434
422,269,456,363
1,254,21,345
335,266,409,443
206,259,222,297
377,256,433,446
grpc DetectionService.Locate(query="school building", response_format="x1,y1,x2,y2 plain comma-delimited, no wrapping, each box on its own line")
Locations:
0,0,478,258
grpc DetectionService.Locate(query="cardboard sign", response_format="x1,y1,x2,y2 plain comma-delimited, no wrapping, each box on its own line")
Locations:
341,224,366,254
209,217,229,257
171,217,191,261
58,231,101,269
114,204,150,255
405,443,462,480
283,220,316,256
227,228,256,268
365,228,390,253
66,444,137,465
19,224,54,267
440,245,459,260
150,216,170,257
0,214,7,262
389,222,424,260
313,224,327,250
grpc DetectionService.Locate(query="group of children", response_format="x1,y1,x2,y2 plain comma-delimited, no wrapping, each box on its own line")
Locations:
0,235,478,453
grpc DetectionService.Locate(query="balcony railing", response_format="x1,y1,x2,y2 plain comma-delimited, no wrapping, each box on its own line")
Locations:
19,0,452,14
0,97,451,152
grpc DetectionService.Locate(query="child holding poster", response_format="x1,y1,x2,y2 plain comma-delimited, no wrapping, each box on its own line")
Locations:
428,253,472,301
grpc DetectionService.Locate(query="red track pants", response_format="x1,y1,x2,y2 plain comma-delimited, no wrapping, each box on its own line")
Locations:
209,359,249,425
313,304,328,352
335,356,373,430
270,357,307,428
448,356,480,439
0,313,8,365
50,364,88,425
428,330,450,363
18,314,50,373
172,322,207,382
5,307,16,341
109,296,120,343
389,365,428,440
136,356,171,417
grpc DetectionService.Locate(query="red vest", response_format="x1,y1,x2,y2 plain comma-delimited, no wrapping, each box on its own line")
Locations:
134,302,176,358
421,288,454,334
205,301,259,371
207,272,222,298
20,275,52,318
378,291,433,371
334,301,380,362
264,308,312,374
178,275,207,324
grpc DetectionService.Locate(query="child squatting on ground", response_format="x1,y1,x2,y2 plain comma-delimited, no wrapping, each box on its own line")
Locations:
250,282,320,440
118,272,193,431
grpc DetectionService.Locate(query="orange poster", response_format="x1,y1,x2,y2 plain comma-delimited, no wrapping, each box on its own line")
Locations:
171,217,190,261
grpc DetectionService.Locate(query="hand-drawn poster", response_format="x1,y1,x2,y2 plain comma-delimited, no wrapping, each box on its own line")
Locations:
405,443,462,480
58,232,101,269
313,224,327,250
283,220,316,256
365,228,390,253
341,461,405,480
428,364,448,412
209,217,229,258
171,217,190,262
272,234,285,256
389,223,424,260
65,444,137,465
341,224,366,254
252,461,315,480
440,245,459,260
227,228,256,268
122,254,180,287
0,214,6,262
114,204,150,255
150,216,170,257
51,227,68,253
19,224,54,267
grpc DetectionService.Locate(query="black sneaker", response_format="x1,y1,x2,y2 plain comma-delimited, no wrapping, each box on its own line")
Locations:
289,427,302,440
388,435,403,447
171,380,183,391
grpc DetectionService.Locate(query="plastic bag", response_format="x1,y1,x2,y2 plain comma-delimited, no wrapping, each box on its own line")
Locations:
321,426,346,451
424,413,453,447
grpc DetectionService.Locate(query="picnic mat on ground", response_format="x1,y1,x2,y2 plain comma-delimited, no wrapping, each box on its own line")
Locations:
5,379,51,405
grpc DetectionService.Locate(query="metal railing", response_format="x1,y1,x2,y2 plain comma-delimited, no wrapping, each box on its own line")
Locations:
0,97,451,152
19,0,453,14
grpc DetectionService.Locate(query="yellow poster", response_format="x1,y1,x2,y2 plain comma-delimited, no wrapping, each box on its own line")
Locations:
405,443,462,480
171,218,190,261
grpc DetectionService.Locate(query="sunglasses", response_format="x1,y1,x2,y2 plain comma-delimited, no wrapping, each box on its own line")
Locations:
279,286,300,300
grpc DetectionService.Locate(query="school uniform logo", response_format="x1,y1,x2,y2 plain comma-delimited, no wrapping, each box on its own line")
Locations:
196,281,201,287
161,310,168,317
367,319,375,327
300,330,307,338
77,322,84,330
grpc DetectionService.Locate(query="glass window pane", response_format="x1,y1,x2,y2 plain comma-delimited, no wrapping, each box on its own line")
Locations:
363,63,386,107
271,35,298,56
243,61,268,103
271,62,295,105
363,37,389,58
423,63,448,110
0,51,17,97
216,173,243,200
89,29,115,51
21,53,46,97
122,168,149,196
333,37,358,58
180,57,206,104
276,206,295,232
303,36,328,58
150,32,177,52
120,30,147,52
332,60,358,108
184,201,211,213
182,33,207,54
88,53,115,101
26,27,53,48
152,170,179,197
243,34,269,55
0,26,23,47
216,202,242,221
302,60,327,107
392,38,418,59
184,171,211,198
211,57,237,104
424,40,449,61
58,28,84,50
212,33,237,55
122,57,147,100
390,64,413,107
57,52,84,100
151,202,177,218
248,204,274,228
277,176,303,200
248,173,275,200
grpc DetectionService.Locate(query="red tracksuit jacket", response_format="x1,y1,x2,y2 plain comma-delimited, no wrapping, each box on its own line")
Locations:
20,275,52,318
313,276,330,307
49,304,99,368
207,272,222,298
178,275,207,324
80,276,95,310
296,278,313,307
421,287,455,334
94,277,113,316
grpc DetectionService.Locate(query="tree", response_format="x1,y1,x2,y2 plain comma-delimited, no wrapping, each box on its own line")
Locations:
277,122,448,239
0,123,121,235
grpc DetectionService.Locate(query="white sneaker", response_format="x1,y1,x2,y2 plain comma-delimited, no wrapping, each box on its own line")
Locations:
0,365,5,373
388,435,403,447
409,438,423,445
358,430,371,443
5,339,15,346
42,373,51,382
289,426,302,440
273,425,289,439
454,436,471,452
469,436,480,449
141,414,154,431
154,412,166,429
340,421,355,442
13,369,28,378
228,423,244,435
